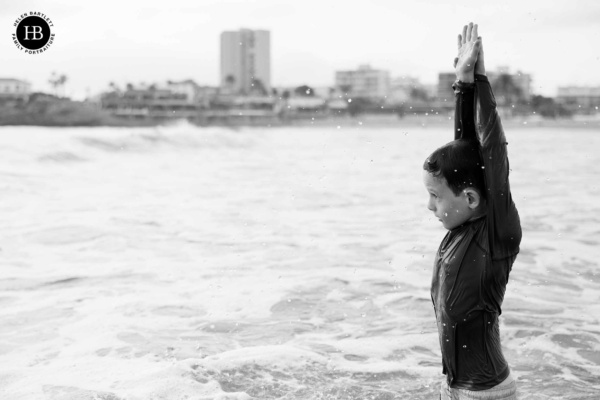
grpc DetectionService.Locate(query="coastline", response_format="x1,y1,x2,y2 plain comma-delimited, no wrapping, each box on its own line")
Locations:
273,114,600,129
0,102,598,129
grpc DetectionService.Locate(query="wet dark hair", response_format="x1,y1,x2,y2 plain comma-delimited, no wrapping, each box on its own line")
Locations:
423,139,486,199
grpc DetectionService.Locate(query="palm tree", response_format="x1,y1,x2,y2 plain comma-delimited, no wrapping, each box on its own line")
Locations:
108,82,119,93
49,72,68,97
294,85,315,97
250,78,267,96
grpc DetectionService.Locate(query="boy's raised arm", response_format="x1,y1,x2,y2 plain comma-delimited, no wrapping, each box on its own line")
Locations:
471,37,504,147
453,23,480,141
453,81,476,141
472,32,521,256
452,23,505,149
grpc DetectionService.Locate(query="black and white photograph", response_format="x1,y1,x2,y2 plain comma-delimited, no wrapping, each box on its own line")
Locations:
1,1,599,399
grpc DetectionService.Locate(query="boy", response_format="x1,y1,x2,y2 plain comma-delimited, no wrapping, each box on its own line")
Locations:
422,23,522,399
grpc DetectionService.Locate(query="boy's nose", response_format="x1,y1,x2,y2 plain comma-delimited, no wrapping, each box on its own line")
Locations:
427,200,435,211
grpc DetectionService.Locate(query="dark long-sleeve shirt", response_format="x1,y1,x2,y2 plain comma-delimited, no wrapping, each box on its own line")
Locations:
431,74,522,390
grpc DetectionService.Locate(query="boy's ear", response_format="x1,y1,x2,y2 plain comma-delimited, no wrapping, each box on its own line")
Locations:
463,188,481,209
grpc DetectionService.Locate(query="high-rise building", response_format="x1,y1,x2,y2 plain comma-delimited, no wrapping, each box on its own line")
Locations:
220,29,271,96
335,65,390,99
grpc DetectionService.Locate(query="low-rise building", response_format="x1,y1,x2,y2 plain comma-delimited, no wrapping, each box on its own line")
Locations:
437,73,456,100
167,80,199,103
437,68,532,104
557,86,600,113
0,78,31,102
101,83,200,119
335,64,390,100
492,66,532,101
167,80,219,108
389,76,423,104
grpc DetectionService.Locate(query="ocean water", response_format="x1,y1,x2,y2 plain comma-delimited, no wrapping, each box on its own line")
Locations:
0,122,598,400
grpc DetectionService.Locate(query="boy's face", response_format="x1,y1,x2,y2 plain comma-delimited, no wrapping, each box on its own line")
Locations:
422,171,475,230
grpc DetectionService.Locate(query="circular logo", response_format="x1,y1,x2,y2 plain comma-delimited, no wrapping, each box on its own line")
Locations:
12,12,55,54
16,17,51,49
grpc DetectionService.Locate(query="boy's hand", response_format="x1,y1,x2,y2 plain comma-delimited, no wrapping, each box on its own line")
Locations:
454,23,481,83
474,36,486,76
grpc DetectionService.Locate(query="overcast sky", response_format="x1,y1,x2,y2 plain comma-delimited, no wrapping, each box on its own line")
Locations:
2,0,599,99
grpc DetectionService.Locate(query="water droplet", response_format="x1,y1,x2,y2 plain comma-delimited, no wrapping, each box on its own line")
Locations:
463,345,467,348
444,213,448,217
348,98,352,103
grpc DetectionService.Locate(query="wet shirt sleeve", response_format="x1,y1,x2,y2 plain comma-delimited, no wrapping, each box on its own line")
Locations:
452,76,521,259
474,75,522,259
452,80,476,141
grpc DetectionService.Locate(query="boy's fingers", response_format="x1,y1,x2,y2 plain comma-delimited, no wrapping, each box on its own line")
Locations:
466,22,473,42
453,57,458,68
457,34,462,49
462,25,467,44
472,24,478,41
477,37,484,55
